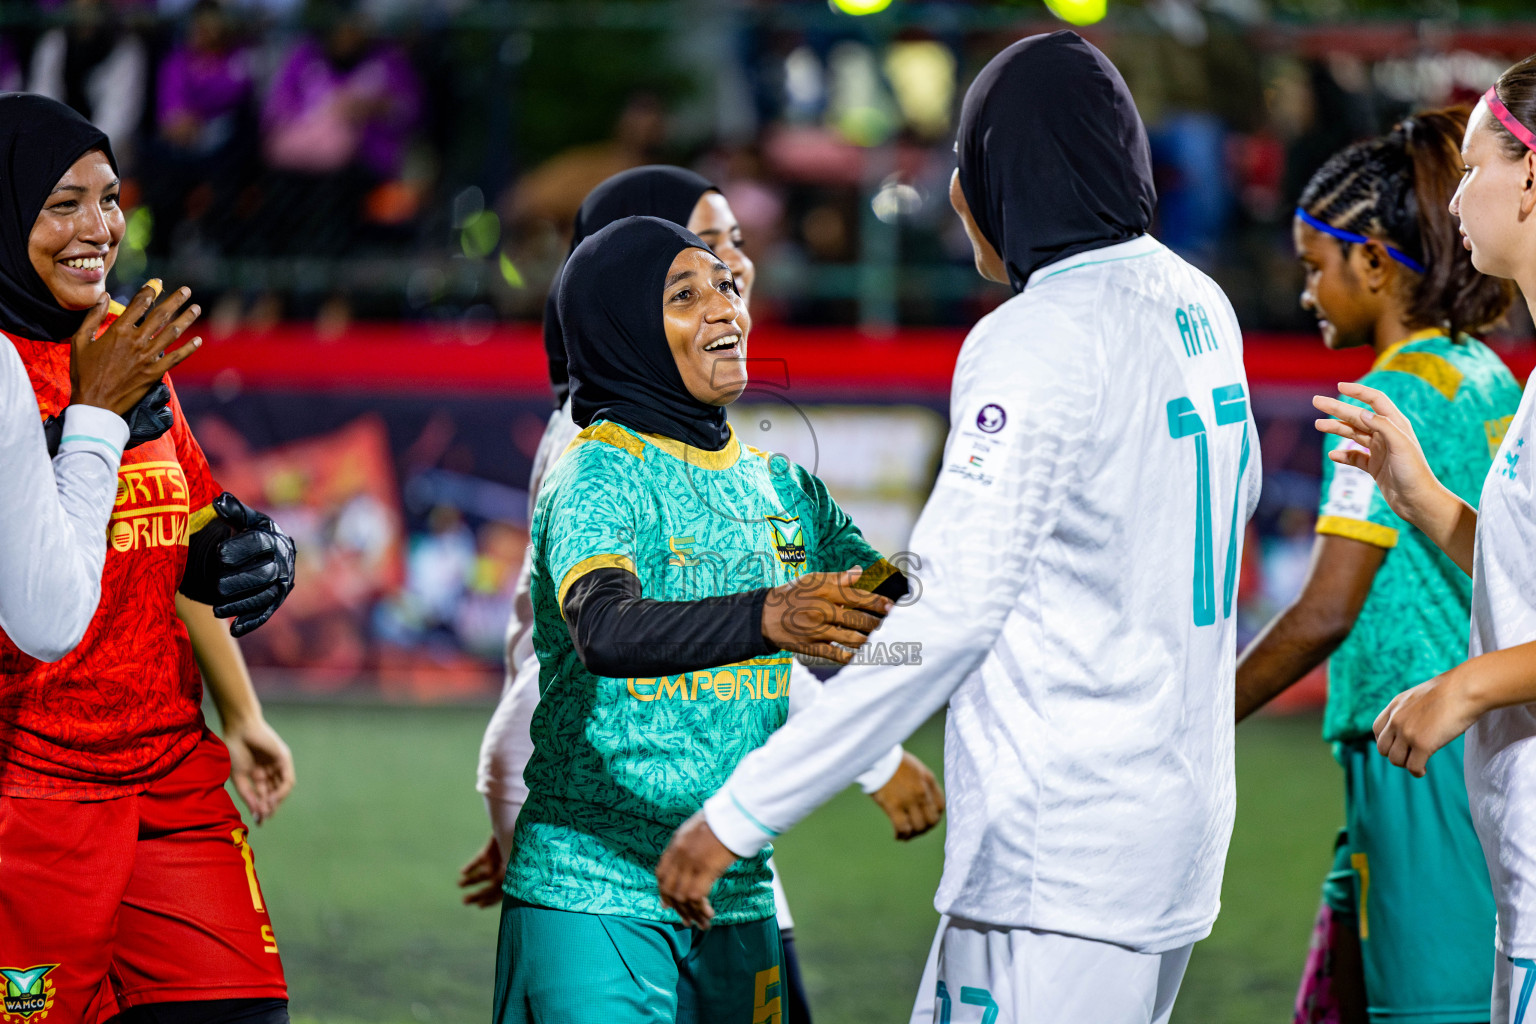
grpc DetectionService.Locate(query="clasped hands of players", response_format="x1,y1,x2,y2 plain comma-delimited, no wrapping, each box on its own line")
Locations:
1316,382,1491,777
760,566,893,666
461,567,945,913
651,567,945,930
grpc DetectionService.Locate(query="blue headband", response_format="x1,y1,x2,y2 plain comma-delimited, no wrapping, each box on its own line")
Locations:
1295,207,1426,274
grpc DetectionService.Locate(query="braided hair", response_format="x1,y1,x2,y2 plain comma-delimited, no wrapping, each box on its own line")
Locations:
1298,107,1514,341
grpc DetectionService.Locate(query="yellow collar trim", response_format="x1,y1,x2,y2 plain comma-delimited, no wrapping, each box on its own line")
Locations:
642,425,741,470
1371,327,1449,371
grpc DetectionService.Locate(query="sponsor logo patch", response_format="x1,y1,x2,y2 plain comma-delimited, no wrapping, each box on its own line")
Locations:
110,460,191,553
976,404,1006,433
765,516,806,567
1,965,58,1021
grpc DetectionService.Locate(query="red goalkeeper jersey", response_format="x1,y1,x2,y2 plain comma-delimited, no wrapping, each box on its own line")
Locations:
0,309,221,799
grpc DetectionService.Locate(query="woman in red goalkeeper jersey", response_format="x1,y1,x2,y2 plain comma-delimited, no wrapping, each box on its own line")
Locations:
0,93,297,1024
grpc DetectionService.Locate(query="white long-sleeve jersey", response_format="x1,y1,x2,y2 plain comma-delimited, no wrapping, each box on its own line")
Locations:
0,334,128,662
1464,380,1536,958
476,401,902,932
705,235,1261,954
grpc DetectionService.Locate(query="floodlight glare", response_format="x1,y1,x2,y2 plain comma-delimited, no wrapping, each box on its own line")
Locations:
1044,0,1107,26
829,0,894,15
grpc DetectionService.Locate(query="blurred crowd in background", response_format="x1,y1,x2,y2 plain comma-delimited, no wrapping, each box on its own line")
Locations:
7,0,1536,694
8,0,1536,332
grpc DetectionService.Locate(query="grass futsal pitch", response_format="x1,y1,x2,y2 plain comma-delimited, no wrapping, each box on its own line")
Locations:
248,703,1338,1023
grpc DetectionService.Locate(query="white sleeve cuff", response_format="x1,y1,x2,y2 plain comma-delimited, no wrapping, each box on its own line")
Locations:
856,744,904,794
59,405,129,463
703,789,776,859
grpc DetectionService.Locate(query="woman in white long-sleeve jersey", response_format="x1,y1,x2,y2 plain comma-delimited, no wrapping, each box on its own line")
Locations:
656,31,1263,1024
0,98,200,662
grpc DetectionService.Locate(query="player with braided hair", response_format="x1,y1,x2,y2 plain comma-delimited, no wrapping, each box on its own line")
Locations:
1238,107,1519,1024
1314,52,1536,1023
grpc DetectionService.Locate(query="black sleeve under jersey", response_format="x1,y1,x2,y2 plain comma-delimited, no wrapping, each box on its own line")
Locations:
562,568,778,678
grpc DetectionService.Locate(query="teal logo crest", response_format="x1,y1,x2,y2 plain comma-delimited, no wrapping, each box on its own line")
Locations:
765,516,806,567
2,965,58,1020
1503,437,1525,480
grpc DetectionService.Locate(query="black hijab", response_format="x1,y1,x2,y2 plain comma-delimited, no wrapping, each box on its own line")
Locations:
543,165,716,406
956,31,1155,293
0,93,118,342
560,216,731,452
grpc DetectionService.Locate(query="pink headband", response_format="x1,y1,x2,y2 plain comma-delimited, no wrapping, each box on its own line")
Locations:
1485,85,1536,154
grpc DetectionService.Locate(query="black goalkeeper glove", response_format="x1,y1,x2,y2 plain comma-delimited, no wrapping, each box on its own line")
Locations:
182,492,297,637
123,379,174,448
42,379,174,456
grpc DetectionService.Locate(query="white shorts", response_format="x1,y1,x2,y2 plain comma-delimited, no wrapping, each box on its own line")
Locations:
907,915,1193,1024
1493,955,1536,1024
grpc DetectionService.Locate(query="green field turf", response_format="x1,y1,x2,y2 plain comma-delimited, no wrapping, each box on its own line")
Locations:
250,703,1340,1024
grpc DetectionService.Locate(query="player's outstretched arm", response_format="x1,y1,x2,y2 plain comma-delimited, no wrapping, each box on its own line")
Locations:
1235,534,1385,722
177,594,295,823
785,660,944,839
563,566,891,679
658,311,1096,927
1314,383,1476,574
0,340,124,660
0,281,203,661
1375,640,1536,777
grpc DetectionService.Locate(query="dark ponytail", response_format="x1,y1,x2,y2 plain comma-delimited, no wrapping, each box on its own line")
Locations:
1489,54,1536,162
1298,107,1515,340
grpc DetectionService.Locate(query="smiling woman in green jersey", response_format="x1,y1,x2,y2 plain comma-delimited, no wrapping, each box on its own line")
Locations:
466,166,943,1024
494,215,906,1024
1235,108,1519,1024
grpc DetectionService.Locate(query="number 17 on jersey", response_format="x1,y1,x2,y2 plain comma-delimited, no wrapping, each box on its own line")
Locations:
1167,383,1251,627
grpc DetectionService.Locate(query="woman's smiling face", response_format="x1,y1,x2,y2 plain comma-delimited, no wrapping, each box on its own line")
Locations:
661,247,751,408
27,149,123,312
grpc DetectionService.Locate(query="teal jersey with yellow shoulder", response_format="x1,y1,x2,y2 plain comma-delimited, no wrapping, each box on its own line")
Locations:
1317,330,1522,742
505,419,891,925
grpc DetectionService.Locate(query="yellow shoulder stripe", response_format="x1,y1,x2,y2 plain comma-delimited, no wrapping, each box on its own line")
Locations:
563,421,645,461
1377,351,1463,401
186,503,219,536
557,553,637,615
853,557,901,594
1487,414,1516,458
1316,515,1398,549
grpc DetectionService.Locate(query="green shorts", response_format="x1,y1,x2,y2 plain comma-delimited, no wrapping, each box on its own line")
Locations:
492,897,784,1024
1321,736,1495,1023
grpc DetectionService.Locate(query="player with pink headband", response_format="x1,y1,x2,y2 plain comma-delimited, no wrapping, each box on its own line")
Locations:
1314,53,1536,1024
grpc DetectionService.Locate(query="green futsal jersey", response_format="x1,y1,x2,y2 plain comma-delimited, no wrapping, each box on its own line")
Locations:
505,419,893,926
1316,329,1521,742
